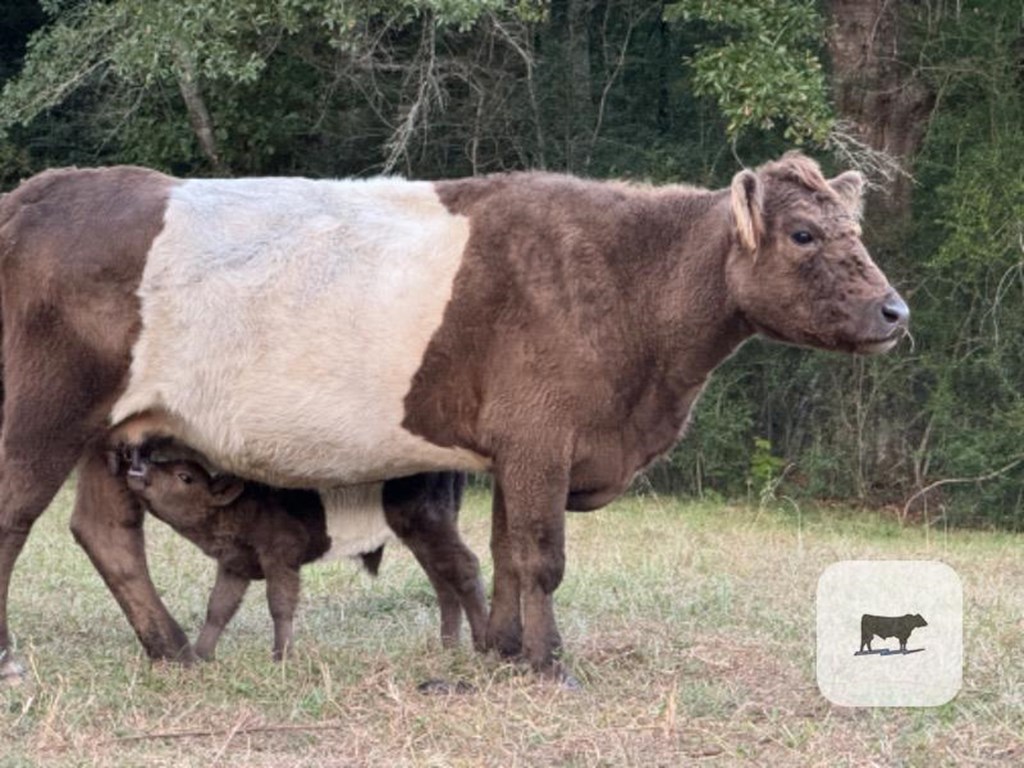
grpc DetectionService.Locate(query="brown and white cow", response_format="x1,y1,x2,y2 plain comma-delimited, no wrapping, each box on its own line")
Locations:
0,153,907,681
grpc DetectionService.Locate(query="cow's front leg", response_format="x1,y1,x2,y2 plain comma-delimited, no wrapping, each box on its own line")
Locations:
69,447,194,662
494,449,572,681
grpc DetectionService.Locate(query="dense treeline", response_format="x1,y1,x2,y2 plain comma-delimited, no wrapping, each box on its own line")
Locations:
1,0,1022,527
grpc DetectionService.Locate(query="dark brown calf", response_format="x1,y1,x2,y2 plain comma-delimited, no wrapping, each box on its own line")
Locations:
0,154,907,682
122,456,330,661
111,444,486,661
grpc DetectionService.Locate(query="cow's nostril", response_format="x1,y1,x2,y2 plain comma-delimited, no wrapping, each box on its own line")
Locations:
881,294,909,325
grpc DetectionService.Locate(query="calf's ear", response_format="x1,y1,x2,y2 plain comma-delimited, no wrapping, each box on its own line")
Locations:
829,170,866,218
730,169,764,254
208,476,245,507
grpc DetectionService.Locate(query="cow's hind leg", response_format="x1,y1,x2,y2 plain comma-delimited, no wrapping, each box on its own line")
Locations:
0,441,84,679
383,473,488,651
70,447,193,662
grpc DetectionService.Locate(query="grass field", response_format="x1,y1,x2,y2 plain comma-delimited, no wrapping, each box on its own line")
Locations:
1,483,1022,766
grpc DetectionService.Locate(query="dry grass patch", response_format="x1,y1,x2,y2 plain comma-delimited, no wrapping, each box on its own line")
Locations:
1,485,1022,766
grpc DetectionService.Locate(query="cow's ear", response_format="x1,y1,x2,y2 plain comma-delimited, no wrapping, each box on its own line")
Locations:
829,170,865,218
730,169,764,255
208,475,245,507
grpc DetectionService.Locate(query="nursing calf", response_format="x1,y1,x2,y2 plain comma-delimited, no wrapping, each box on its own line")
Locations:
0,153,907,681
122,454,331,661
112,446,482,660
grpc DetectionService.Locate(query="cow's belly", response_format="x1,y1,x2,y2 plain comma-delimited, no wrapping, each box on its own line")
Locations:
110,175,490,487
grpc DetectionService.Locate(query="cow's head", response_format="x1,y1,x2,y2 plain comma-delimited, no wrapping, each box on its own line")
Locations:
912,613,928,628
125,458,245,516
725,152,908,354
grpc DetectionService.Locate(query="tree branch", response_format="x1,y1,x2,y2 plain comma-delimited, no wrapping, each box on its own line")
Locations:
175,55,226,174
901,455,1024,521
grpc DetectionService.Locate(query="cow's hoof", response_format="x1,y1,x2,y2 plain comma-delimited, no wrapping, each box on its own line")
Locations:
544,661,582,691
417,678,477,695
0,654,27,685
486,629,522,659
558,672,583,691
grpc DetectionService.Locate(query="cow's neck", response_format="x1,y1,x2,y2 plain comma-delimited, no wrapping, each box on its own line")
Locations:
621,192,754,469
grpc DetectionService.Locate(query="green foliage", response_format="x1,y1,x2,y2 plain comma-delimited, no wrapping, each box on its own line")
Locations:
0,0,506,174
664,0,833,143
649,370,755,498
893,0,1024,527
749,437,785,490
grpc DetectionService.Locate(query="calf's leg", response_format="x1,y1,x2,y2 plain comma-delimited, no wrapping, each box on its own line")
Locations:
70,447,193,662
262,563,301,661
194,563,249,661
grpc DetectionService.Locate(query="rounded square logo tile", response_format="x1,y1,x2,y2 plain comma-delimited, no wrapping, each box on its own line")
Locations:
816,560,962,707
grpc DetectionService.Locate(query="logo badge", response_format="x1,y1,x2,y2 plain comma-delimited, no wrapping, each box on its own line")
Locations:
816,560,962,707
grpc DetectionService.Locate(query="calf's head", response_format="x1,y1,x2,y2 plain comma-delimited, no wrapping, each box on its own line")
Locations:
725,152,908,354
126,458,245,516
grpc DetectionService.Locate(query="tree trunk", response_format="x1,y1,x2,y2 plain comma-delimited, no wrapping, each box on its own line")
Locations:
551,0,595,171
175,56,226,174
827,0,933,214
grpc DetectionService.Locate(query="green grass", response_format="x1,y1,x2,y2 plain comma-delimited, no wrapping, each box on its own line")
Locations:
1,485,1022,766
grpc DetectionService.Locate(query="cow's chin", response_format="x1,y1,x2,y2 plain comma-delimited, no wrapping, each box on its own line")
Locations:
854,336,901,355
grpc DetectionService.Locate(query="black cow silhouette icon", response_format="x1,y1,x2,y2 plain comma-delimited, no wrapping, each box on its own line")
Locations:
856,613,927,656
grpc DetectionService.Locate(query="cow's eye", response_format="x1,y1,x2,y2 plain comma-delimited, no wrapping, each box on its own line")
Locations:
176,472,193,485
791,230,814,245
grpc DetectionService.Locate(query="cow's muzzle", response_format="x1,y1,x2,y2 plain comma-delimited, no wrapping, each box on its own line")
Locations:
856,289,909,354
880,291,910,328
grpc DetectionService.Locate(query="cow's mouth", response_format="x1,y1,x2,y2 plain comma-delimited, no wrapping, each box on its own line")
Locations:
854,328,907,355
750,317,906,356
